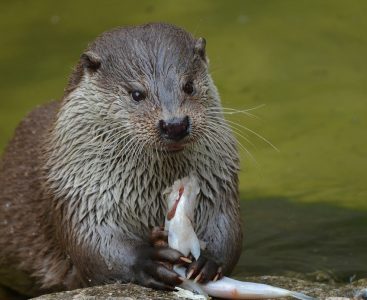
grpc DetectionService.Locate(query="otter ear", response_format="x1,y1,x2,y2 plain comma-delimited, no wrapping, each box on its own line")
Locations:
80,51,101,71
194,37,207,62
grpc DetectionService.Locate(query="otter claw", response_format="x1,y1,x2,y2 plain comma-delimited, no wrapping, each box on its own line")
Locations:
194,272,202,283
213,266,222,282
180,256,192,264
186,269,195,279
213,273,219,282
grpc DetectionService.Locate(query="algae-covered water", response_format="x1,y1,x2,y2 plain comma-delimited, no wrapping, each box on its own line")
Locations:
0,0,366,283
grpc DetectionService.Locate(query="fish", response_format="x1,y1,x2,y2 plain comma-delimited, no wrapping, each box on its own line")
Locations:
164,176,201,261
164,175,317,300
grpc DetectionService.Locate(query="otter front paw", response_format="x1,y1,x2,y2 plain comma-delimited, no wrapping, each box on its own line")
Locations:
186,253,223,283
133,246,188,290
150,226,168,248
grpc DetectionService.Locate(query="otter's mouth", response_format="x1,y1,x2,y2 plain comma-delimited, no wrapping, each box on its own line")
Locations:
158,116,191,152
164,142,186,152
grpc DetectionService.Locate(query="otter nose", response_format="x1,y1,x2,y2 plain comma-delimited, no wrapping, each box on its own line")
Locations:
159,116,190,141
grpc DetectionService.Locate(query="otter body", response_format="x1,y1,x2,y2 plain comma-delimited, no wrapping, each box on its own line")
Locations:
0,23,242,297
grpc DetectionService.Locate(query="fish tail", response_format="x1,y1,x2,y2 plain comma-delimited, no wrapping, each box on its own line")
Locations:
290,291,318,300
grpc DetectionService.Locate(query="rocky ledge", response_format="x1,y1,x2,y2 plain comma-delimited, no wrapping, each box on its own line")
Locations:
32,276,367,300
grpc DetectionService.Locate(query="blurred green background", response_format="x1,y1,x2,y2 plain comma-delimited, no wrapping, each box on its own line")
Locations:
0,0,366,282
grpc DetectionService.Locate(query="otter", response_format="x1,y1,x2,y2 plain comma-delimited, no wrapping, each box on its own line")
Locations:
0,23,242,298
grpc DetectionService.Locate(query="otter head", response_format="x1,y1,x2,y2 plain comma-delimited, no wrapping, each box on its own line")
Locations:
65,23,219,155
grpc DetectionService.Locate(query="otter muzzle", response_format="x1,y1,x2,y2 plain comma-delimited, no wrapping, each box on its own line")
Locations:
159,116,190,141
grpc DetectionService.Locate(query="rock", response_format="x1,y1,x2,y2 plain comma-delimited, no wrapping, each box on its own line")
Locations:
31,276,367,300
31,283,177,300
244,276,367,300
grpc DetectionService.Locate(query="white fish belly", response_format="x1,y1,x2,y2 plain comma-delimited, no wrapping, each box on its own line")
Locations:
201,276,291,299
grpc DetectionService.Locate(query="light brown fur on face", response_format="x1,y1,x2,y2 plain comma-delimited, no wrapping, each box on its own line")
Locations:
0,23,242,298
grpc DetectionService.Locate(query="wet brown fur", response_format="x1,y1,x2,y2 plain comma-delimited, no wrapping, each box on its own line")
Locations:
0,23,242,297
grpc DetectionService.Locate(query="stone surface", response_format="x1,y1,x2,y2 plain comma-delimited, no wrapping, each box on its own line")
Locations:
31,283,176,300
31,276,367,300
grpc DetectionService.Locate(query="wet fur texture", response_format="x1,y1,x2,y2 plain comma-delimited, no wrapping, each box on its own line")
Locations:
0,23,242,297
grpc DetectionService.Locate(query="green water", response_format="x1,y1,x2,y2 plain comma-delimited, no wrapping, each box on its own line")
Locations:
0,0,366,283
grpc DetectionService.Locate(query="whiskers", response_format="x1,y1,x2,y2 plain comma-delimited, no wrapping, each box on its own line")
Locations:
85,103,277,171
221,104,266,118
204,104,278,165
87,119,151,174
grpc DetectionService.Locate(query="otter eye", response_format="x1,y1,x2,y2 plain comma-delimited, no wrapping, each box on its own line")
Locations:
131,90,145,102
183,81,195,95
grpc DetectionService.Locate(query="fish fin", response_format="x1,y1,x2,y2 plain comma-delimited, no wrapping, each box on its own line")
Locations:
180,278,209,299
175,267,208,298
290,291,318,300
